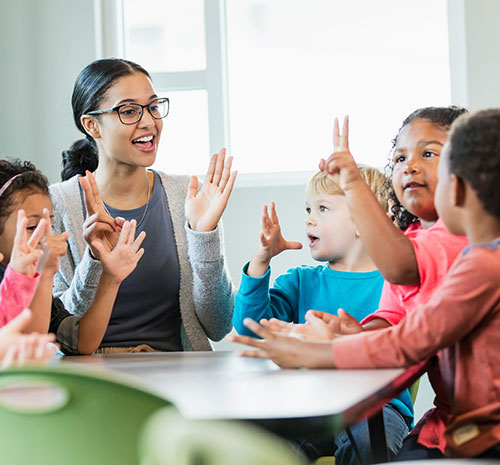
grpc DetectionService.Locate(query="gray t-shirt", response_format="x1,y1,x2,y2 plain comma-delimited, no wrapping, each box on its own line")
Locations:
81,171,182,351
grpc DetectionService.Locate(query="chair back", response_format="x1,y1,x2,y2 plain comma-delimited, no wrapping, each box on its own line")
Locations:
0,366,171,465
140,407,306,465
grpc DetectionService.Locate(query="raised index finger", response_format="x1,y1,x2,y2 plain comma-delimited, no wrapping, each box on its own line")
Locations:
340,115,350,151
43,208,52,237
79,176,97,216
333,117,340,151
86,171,104,207
27,218,47,248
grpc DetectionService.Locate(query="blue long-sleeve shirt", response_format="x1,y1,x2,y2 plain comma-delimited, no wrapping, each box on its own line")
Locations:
233,262,414,427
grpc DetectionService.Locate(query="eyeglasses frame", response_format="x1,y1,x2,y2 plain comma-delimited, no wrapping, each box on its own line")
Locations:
86,97,170,125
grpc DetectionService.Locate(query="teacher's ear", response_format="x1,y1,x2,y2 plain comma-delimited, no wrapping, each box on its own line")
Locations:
80,114,101,139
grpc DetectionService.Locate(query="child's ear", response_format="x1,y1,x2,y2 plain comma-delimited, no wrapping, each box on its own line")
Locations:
80,115,101,139
451,174,466,207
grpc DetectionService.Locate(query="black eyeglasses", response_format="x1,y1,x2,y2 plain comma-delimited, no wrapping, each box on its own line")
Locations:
87,97,170,125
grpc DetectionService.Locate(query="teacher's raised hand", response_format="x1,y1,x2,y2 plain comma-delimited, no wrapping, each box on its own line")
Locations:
79,170,123,260
185,148,237,232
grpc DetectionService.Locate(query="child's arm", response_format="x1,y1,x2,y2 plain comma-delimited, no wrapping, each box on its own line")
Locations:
232,247,500,370
76,219,145,354
0,211,46,327
233,203,303,335
247,202,302,277
320,117,420,285
28,209,69,334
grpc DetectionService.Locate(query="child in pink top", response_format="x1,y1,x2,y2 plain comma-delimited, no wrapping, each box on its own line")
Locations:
363,218,468,326
257,107,469,458
0,208,47,327
231,109,500,459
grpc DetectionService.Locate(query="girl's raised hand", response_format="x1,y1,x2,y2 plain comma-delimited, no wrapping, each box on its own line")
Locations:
91,219,146,284
39,208,69,276
185,148,237,232
79,171,123,260
319,116,363,192
10,210,46,277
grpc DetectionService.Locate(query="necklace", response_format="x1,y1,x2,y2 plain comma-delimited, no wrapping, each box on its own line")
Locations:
101,172,152,229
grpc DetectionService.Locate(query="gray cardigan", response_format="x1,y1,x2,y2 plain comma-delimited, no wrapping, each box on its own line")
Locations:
49,172,235,351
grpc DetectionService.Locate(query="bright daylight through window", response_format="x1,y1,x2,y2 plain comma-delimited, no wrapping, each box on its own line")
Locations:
122,0,450,177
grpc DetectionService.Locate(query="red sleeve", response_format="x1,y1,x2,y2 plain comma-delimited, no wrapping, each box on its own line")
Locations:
0,265,40,328
333,248,500,368
361,221,468,327
361,280,406,326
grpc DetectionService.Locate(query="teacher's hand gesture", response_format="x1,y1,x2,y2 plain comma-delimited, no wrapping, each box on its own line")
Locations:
185,148,237,232
79,171,123,260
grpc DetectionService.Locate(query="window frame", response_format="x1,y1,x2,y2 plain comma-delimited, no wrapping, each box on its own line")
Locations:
94,0,230,160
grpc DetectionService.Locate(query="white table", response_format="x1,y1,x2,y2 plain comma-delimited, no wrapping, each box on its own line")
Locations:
62,351,409,439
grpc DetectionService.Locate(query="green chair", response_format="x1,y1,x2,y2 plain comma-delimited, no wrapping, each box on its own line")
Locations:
0,366,172,465
139,406,307,465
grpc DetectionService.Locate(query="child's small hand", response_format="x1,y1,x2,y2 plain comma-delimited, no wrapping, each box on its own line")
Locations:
9,210,46,277
0,309,57,368
229,318,335,368
247,202,302,277
39,209,69,276
261,315,336,341
306,309,363,335
319,116,364,192
92,219,146,284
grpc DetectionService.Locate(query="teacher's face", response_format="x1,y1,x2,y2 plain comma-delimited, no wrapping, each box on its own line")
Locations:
92,72,164,168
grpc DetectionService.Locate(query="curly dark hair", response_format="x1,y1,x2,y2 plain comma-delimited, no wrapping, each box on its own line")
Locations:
447,109,500,219
385,106,469,230
0,159,49,233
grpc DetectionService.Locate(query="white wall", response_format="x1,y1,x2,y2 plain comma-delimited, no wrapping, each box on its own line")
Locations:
2,0,500,423
0,0,95,181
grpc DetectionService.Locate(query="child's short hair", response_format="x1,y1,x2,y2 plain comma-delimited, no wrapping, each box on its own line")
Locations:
308,166,389,211
448,109,500,219
0,159,49,233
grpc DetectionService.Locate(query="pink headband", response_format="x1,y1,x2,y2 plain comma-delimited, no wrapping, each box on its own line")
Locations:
0,174,23,198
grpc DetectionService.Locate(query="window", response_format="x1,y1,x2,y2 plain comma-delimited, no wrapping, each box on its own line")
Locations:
226,0,451,174
97,0,451,179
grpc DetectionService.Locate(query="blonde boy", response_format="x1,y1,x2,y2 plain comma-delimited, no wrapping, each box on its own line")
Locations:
232,166,411,464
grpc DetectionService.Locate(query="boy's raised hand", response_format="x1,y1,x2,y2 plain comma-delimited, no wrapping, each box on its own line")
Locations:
91,219,146,284
319,116,363,192
39,208,69,276
185,148,237,232
247,202,302,277
10,210,46,277
80,170,123,260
